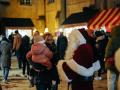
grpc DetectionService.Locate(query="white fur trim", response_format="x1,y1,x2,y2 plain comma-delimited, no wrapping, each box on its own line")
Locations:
69,29,86,46
115,48,120,72
57,60,72,82
66,59,94,77
93,60,101,72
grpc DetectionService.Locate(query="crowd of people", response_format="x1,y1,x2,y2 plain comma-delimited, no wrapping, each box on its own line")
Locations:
0,24,120,90
0,30,68,90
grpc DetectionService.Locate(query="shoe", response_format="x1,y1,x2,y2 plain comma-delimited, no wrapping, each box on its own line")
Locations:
27,75,31,79
94,76,102,80
20,74,26,77
2,79,8,84
26,75,29,79
28,76,34,87
98,77,102,80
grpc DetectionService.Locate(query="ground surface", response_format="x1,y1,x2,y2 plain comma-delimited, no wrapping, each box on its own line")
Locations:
0,56,107,90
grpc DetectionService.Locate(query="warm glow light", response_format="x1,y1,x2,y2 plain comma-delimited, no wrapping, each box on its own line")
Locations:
33,28,37,33
44,28,49,33
40,33,43,36
59,28,63,32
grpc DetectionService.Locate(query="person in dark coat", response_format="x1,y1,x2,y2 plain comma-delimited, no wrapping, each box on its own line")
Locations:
57,32,68,59
57,29,100,90
21,35,31,76
105,25,120,90
94,31,108,80
8,32,14,47
0,36,12,83
44,33,60,90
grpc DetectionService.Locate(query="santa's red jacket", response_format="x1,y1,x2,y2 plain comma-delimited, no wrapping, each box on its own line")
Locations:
57,43,100,90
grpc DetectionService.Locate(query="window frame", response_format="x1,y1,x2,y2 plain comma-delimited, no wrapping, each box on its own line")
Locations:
20,0,32,6
48,0,54,4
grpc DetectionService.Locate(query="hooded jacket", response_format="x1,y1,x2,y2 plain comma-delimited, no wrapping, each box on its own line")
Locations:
26,42,53,69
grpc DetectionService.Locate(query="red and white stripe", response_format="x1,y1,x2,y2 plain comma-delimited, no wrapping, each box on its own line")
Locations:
88,8,120,32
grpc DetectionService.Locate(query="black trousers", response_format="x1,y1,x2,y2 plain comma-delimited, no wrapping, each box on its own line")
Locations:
22,57,30,75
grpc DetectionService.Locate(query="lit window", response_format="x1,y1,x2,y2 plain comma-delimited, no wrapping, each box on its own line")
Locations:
48,0,54,4
20,0,32,5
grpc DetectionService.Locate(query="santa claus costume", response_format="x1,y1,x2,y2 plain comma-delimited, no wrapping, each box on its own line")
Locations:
57,29,100,90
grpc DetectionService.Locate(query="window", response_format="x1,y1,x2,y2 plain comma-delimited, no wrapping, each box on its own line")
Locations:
48,0,54,4
0,0,10,5
20,0,32,5
95,0,120,9
0,0,10,2
114,0,120,7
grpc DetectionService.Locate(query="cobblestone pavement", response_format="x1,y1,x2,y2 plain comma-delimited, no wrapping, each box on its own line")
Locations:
0,75,107,90
0,56,107,90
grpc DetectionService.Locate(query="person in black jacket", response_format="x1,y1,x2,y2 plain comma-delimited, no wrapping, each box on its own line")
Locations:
57,32,68,60
21,35,31,76
44,33,60,90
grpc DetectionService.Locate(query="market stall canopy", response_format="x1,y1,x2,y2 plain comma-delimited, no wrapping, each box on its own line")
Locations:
88,8,120,32
62,7,99,28
0,18,34,28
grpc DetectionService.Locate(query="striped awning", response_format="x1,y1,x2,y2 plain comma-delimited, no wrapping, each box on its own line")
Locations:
88,8,120,32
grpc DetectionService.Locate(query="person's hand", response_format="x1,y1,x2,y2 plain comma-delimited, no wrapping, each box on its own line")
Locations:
52,80,56,85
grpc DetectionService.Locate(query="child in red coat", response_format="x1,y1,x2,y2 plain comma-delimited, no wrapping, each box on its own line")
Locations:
26,32,53,70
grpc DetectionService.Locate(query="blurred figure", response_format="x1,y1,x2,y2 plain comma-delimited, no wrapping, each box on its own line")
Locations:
94,31,108,80
13,30,22,69
105,25,120,90
21,35,31,77
8,32,14,47
44,33,60,90
115,48,120,90
57,29,100,90
87,29,101,80
26,31,53,90
0,36,12,83
57,32,68,59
